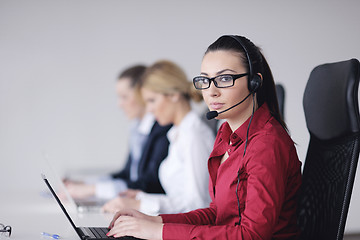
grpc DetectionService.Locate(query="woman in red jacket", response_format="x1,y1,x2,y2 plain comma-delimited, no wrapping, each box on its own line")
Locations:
107,35,302,240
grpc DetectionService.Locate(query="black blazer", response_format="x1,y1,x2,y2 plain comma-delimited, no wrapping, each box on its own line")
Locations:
111,121,171,194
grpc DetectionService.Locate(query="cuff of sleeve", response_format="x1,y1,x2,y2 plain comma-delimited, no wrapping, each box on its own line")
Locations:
137,192,161,216
163,223,194,240
95,179,127,199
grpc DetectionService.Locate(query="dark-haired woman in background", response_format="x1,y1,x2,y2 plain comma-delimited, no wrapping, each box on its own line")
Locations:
107,36,302,240
64,65,171,200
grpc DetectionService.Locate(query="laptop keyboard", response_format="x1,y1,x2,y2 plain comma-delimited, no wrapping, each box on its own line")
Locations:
81,227,114,239
89,227,111,238
80,227,140,239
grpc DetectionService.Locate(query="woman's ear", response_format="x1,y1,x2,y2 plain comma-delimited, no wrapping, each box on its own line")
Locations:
257,73,263,87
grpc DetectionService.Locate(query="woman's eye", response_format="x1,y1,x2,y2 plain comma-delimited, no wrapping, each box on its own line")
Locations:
200,78,209,84
218,76,232,82
145,98,155,103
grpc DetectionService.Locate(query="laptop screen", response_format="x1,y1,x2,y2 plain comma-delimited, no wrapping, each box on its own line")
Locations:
42,174,82,238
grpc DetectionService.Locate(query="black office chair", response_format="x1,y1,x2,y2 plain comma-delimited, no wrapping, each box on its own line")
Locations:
297,58,360,240
275,83,285,119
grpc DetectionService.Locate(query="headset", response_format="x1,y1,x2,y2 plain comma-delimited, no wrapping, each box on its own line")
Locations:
228,35,262,93
225,35,262,226
226,35,262,93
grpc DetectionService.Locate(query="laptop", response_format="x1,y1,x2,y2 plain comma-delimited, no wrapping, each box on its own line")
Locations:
73,197,107,213
43,154,106,213
42,174,140,240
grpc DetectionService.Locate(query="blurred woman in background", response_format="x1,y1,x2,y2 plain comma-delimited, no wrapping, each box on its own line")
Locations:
64,65,171,200
102,60,215,215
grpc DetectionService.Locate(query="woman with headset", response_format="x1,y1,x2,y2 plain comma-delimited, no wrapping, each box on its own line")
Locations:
107,35,302,239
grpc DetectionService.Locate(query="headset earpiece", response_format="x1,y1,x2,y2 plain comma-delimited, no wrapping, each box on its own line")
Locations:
248,74,262,93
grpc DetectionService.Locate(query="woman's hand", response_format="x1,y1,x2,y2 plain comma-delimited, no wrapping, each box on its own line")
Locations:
61,180,95,199
119,189,141,198
102,196,140,213
109,208,163,228
107,209,163,240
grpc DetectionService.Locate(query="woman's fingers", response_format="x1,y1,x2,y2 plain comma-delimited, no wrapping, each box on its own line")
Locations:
107,216,137,237
108,214,163,240
109,211,122,228
108,209,138,228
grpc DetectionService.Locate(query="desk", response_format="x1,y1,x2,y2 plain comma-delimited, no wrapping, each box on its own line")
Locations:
1,182,114,240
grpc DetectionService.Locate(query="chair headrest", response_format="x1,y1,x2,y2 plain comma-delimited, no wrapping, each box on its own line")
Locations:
303,58,360,140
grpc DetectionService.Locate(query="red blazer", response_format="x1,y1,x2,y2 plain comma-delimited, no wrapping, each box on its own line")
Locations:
161,104,302,240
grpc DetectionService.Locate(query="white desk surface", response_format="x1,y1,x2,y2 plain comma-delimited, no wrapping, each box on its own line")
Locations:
0,179,114,240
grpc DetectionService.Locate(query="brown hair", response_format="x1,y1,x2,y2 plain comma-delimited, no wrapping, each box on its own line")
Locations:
117,64,147,104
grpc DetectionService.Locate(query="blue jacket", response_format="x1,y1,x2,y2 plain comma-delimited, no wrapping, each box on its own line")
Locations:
111,122,171,194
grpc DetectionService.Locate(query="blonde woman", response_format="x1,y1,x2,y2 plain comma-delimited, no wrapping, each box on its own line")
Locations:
103,60,214,215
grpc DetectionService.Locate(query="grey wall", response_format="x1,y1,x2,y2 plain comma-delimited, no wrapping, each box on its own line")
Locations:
1,0,359,233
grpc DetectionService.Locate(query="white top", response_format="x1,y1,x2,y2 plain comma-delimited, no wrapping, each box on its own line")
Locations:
94,113,155,199
137,111,215,215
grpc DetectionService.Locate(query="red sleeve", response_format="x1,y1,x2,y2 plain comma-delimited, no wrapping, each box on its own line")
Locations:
162,137,295,239
161,201,217,224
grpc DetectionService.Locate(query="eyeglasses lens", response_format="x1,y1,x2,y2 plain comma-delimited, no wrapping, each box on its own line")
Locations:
193,75,236,90
215,75,234,88
193,77,210,89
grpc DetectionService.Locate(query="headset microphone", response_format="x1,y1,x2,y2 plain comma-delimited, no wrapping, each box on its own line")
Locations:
206,92,252,120
206,110,219,120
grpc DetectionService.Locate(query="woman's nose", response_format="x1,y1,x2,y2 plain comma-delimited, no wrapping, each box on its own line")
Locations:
207,81,220,97
146,105,154,113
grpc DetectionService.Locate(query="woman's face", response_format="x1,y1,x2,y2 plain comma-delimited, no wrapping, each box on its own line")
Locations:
141,88,175,126
200,50,252,122
116,77,144,119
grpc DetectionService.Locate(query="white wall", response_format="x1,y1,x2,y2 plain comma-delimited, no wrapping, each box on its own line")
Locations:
1,0,359,233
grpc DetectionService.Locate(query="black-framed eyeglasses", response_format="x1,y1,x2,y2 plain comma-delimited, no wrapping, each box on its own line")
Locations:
193,73,249,90
0,223,11,238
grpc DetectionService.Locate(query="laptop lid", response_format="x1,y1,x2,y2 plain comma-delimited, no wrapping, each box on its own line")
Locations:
42,154,104,213
42,174,84,239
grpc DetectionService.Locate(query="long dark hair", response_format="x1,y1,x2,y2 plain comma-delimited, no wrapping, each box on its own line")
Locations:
205,35,287,131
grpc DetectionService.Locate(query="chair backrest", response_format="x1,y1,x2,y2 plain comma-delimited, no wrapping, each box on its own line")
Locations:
275,83,285,119
298,58,360,240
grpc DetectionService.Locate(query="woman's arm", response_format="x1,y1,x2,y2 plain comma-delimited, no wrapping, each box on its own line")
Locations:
161,139,300,239
161,201,217,225
107,205,217,239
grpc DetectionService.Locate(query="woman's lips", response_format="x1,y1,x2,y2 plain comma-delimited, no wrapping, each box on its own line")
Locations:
209,102,224,110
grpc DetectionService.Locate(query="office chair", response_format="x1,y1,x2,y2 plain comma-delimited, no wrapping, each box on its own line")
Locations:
297,58,360,240
275,83,285,119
